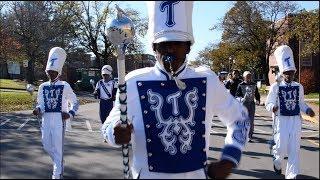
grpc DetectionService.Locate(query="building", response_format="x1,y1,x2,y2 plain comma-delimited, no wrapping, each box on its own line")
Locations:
96,53,156,78
125,54,156,73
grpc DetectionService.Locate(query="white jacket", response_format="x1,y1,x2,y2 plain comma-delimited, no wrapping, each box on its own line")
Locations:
265,81,310,117
102,63,250,179
36,80,79,118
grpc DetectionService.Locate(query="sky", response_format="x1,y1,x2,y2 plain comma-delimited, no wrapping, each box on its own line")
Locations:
117,1,319,62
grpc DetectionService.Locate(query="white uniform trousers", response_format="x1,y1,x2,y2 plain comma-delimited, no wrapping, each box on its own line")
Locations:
272,116,301,179
41,114,66,179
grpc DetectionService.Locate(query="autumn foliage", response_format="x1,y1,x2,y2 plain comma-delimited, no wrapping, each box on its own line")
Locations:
300,68,319,94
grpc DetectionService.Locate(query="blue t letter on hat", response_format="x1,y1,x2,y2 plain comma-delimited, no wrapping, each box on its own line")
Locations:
50,58,58,66
284,57,291,67
160,1,179,27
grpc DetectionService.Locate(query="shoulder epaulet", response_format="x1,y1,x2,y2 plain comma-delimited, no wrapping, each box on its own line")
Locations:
194,66,216,76
125,67,154,81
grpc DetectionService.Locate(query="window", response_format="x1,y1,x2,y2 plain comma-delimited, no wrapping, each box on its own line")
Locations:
301,56,312,67
259,74,265,80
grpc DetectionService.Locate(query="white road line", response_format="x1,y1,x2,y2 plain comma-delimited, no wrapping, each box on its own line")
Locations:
302,132,319,138
0,129,40,132
0,129,101,133
66,120,73,132
17,119,31,130
255,113,270,119
301,130,319,133
86,120,93,132
254,128,272,135
210,130,226,134
307,140,319,146
0,119,10,126
66,130,101,133
301,123,316,128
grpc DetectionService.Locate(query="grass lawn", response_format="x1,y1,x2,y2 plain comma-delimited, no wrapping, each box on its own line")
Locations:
0,79,30,90
305,93,319,99
258,84,268,95
0,90,35,112
0,89,95,112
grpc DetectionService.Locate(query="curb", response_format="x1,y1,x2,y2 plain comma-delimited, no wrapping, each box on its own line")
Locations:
0,87,38,91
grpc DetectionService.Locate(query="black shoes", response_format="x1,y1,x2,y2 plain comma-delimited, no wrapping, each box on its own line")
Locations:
273,165,281,175
248,136,254,143
273,156,282,175
273,164,282,175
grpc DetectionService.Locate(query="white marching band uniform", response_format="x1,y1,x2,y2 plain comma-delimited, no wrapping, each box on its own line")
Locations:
101,1,250,178
36,47,79,179
265,45,312,179
95,65,116,124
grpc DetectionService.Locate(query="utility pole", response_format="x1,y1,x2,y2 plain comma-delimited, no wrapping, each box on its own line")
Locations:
298,39,301,83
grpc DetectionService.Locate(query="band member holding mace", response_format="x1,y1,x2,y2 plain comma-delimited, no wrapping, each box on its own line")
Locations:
102,1,250,179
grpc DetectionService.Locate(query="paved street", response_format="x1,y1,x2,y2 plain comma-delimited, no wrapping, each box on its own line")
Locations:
1,102,319,179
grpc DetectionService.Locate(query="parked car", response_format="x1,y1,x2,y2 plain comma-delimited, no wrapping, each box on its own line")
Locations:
74,68,101,91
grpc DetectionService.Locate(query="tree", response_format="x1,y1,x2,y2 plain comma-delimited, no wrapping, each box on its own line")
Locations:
253,1,298,85
208,1,298,85
3,1,76,83
59,1,148,69
196,41,260,74
288,9,319,58
196,45,215,69
0,2,26,63
220,1,267,73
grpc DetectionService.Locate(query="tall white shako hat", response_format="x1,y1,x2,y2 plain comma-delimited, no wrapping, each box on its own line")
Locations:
147,1,194,45
45,47,67,75
101,65,113,75
274,45,296,74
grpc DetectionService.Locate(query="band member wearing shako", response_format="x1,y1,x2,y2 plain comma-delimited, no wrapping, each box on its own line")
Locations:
101,1,250,179
236,71,261,142
265,45,315,179
33,47,79,179
93,65,116,124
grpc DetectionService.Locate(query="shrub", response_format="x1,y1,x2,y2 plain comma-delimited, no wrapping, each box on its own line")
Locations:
300,68,318,94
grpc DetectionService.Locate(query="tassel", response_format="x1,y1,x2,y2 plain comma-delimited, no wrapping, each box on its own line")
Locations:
164,55,187,90
173,76,186,90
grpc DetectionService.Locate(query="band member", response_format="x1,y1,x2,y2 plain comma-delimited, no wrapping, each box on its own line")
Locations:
225,69,243,97
101,1,250,179
265,45,315,179
101,2,250,179
236,71,261,142
33,47,79,179
93,65,116,124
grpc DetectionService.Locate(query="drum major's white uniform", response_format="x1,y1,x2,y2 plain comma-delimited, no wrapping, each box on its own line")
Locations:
102,62,250,178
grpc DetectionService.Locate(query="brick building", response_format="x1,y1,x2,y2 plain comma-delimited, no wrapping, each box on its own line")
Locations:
98,53,156,78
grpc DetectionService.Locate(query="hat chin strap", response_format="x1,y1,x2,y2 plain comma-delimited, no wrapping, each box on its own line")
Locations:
46,70,60,83
51,75,60,83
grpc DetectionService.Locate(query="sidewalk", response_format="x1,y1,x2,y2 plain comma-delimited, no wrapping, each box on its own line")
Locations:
260,94,319,124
